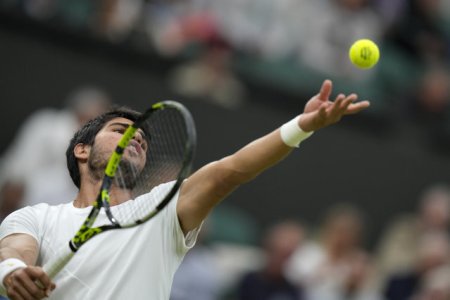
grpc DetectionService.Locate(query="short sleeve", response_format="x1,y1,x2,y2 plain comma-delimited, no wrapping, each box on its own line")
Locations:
0,206,40,242
153,181,202,256
169,190,202,255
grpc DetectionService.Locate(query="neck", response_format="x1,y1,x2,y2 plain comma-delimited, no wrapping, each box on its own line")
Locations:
73,180,132,208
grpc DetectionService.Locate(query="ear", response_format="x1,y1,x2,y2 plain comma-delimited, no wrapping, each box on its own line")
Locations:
74,143,90,161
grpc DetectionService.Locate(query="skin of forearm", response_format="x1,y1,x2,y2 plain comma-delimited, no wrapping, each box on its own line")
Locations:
0,235,39,265
178,129,294,233
195,129,294,207
223,129,293,184
0,248,31,267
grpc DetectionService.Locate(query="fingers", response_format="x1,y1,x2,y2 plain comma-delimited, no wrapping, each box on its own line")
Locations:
342,93,358,108
318,103,328,118
329,93,367,114
318,79,333,101
345,100,371,114
30,268,54,293
324,94,350,118
8,283,33,300
319,93,370,125
28,268,55,297
6,267,54,300
302,83,370,131
328,94,347,116
18,276,45,298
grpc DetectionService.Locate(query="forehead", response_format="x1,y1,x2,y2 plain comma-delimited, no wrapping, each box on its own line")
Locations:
101,117,147,138
103,117,133,128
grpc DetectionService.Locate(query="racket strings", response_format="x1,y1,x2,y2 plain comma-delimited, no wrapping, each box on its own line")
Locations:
110,107,189,226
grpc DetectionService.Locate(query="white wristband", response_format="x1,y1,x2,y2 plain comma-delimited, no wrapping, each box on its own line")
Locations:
280,115,313,147
0,258,27,292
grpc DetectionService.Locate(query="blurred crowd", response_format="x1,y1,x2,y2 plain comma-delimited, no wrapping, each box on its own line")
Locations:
170,183,450,300
1,0,450,152
0,1,449,300
0,86,112,221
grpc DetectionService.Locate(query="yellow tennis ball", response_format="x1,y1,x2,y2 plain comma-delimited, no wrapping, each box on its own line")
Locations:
349,39,380,69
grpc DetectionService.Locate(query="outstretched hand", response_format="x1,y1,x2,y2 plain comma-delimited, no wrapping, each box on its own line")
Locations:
299,79,370,132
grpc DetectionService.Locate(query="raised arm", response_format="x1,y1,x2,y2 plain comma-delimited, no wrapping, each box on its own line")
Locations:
0,234,54,299
177,79,370,233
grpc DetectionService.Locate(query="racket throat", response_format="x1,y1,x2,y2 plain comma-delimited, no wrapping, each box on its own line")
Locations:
69,240,80,253
71,226,104,249
105,209,122,227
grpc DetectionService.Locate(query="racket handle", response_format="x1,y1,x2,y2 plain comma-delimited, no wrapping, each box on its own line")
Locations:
43,245,75,279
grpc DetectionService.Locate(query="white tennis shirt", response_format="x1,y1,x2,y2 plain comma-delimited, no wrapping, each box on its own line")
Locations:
0,182,200,299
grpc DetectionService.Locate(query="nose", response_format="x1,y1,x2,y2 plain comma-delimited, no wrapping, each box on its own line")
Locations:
133,130,144,145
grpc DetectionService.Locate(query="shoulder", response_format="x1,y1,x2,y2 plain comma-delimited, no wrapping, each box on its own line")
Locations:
4,203,49,219
20,202,60,214
133,181,180,217
138,181,178,202
3,202,72,223
153,181,178,192
0,202,74,241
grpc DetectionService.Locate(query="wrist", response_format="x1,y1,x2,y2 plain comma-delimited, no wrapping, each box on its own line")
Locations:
280,115,314,147
0,258,27,292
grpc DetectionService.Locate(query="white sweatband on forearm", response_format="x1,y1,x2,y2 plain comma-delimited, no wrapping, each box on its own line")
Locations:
280,115,313,147
0,258,27,293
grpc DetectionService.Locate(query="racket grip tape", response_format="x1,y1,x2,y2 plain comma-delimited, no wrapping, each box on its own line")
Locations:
43,245,75,279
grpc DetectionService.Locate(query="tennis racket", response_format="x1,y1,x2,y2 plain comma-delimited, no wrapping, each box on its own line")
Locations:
42,100,196,279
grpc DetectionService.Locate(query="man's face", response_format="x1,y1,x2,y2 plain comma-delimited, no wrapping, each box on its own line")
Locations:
88,117,148,187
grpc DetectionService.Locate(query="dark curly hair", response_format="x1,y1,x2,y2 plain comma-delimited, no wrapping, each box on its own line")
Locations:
66,107,141,189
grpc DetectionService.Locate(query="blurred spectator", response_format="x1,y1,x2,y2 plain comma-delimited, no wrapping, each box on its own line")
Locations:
0,182,23,224
152,3,247,110
414,264,450,300
297,0,383,80
209,0,311,59
170,221,223,300
287,204,382,300
374,0,407,28
441,0,450,39
168,34,246,109
383,231,450,300
171,209,261,299
236,220,305,300
23,0,58,20
385,0,450,64
375,183,450,282
411,67,450,119
93,0,144,42
0,86,111,220
150,6,218,57
403,67,450,152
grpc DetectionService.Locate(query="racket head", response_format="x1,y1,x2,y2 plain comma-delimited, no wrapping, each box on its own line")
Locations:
45,101,195,278
102,100,196,228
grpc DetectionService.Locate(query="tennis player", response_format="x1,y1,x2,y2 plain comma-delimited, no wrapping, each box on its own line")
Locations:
0,79,369,300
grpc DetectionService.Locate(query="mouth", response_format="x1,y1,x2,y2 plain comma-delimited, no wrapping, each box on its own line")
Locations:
127,141,143,155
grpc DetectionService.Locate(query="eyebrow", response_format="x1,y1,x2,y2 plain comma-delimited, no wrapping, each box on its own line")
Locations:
108,122,147,138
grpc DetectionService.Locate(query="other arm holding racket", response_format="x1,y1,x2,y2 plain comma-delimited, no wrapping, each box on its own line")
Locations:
0,79,369,300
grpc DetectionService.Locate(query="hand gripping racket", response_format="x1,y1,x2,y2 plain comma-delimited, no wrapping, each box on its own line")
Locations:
42,100,196,279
